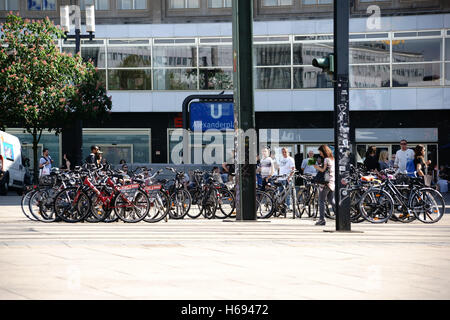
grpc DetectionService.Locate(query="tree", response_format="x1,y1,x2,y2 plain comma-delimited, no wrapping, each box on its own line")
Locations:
0,13,112,183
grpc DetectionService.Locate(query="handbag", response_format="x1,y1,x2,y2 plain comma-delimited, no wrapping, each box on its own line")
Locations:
313,166,330,185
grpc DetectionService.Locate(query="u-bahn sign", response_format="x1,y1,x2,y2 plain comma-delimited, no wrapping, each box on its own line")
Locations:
189,102,234,132
182,94,234,132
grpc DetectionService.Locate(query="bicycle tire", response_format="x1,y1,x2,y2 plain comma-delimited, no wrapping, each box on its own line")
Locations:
114,189,150,223
358,188,394,224
29,187,58,223
144,190,170,223
256,190,274,219
21,190,38,221
409,187,445,224
169,189,191,219
215,188,235,219
200,188,218,219
54,187,92,223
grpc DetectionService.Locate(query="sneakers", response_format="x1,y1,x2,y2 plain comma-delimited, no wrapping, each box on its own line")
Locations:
315,220,326,226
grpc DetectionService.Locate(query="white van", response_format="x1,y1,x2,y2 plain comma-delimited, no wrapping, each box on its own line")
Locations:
0,130,26,195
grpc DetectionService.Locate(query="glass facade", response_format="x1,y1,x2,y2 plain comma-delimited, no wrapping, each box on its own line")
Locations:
0,0,19,10
208,0,231,8
82,129,151,164
117,0,147,10
58,30,448,91
27,0,56,10
170,0,199,9
81,0,110,10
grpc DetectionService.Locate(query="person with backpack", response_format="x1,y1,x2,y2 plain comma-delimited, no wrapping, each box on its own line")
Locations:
394,139,414,174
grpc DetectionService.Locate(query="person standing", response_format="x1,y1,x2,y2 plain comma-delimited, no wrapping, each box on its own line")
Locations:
413,144,431,181
221,150,235,183
39,148,53,177
301,150,318,176
260,147,274,191
378,151,390,171
61,153,71,171
394,139,414,174
278,147,296,212
313,145,335,226
86,145,99,165
364,146,380,173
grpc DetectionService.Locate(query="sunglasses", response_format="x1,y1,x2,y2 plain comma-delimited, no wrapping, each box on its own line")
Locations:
400,143,407,145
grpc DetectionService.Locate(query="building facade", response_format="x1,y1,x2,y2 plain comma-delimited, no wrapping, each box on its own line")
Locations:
1,0,450,168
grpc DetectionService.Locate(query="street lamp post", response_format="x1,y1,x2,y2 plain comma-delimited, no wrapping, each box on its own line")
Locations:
59,5,96,167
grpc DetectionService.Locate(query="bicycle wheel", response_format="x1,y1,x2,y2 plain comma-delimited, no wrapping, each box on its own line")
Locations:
169,189,191,219
21,190,38,221
409,188,445,224
358,188,394,223
215,188,235,219
200,189,218,219
144,190,170,223
29,188,58,223
114,189,150,223
187,190,203,219
84,190,110,223
349,189,365,223
54,187,92,223
256,190,274,219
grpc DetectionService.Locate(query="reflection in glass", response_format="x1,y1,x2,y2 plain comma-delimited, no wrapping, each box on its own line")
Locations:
81,0,109,10
81,47,106,68
0,0,19,10
199,69,233,90
392,38,442,63
108,69,152,90
349,41,390,64
170,0,199,8
350,65,390,88
293,66,333,89
446,38,450,61
446,63,450,86
97,69,107,88
107,46,151,68
153,69,197,90
392,63,441,87
153,46,197,67
254,44,291,66
62,46,76,56
293,42,333,65
198,46,233,67
255,67,291,89
208,0,232,7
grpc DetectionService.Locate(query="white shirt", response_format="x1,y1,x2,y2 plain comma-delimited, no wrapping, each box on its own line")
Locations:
394,149,414,173
278,156,295,179
301,158,317,176
260,157,274,178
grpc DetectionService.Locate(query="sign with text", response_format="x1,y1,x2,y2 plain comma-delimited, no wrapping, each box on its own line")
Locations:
189,102,234,132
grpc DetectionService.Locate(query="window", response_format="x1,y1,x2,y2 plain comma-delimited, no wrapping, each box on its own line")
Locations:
208,0,231,8
27,0,56,10
263,0,293,6
169,0,199,9
0,0,19,10
302,0,332,4
117,0,147,10
81,0,110,10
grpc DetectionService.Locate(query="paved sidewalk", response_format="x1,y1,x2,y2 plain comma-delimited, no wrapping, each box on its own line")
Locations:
0,193,449,300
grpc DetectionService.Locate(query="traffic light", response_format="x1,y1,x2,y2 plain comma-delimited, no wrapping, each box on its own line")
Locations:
312,54,334,76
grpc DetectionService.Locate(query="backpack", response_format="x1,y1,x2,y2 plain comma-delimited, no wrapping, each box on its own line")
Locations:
406,158,416,177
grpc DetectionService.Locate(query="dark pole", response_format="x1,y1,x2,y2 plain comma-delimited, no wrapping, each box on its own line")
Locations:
232,0,256,220
334,0,351,231
61,27,94,168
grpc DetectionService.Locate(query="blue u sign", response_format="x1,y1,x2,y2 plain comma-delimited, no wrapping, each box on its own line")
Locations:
189,102,234,132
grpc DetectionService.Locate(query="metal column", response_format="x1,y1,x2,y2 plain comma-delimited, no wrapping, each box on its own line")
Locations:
333,0,351,231
232,0,256,220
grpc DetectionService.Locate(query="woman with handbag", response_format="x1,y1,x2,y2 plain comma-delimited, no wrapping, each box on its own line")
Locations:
313,145,335,226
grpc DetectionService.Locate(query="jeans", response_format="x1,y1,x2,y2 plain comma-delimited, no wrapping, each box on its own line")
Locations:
221,173,228,183
318,185,335,221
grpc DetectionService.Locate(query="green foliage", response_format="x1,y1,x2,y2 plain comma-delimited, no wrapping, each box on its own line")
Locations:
0,13,112,181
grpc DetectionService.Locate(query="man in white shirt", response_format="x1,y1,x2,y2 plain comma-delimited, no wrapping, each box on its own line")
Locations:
39,148,53,177
301,150,317,176
278,147,296,211
394,139,414,174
